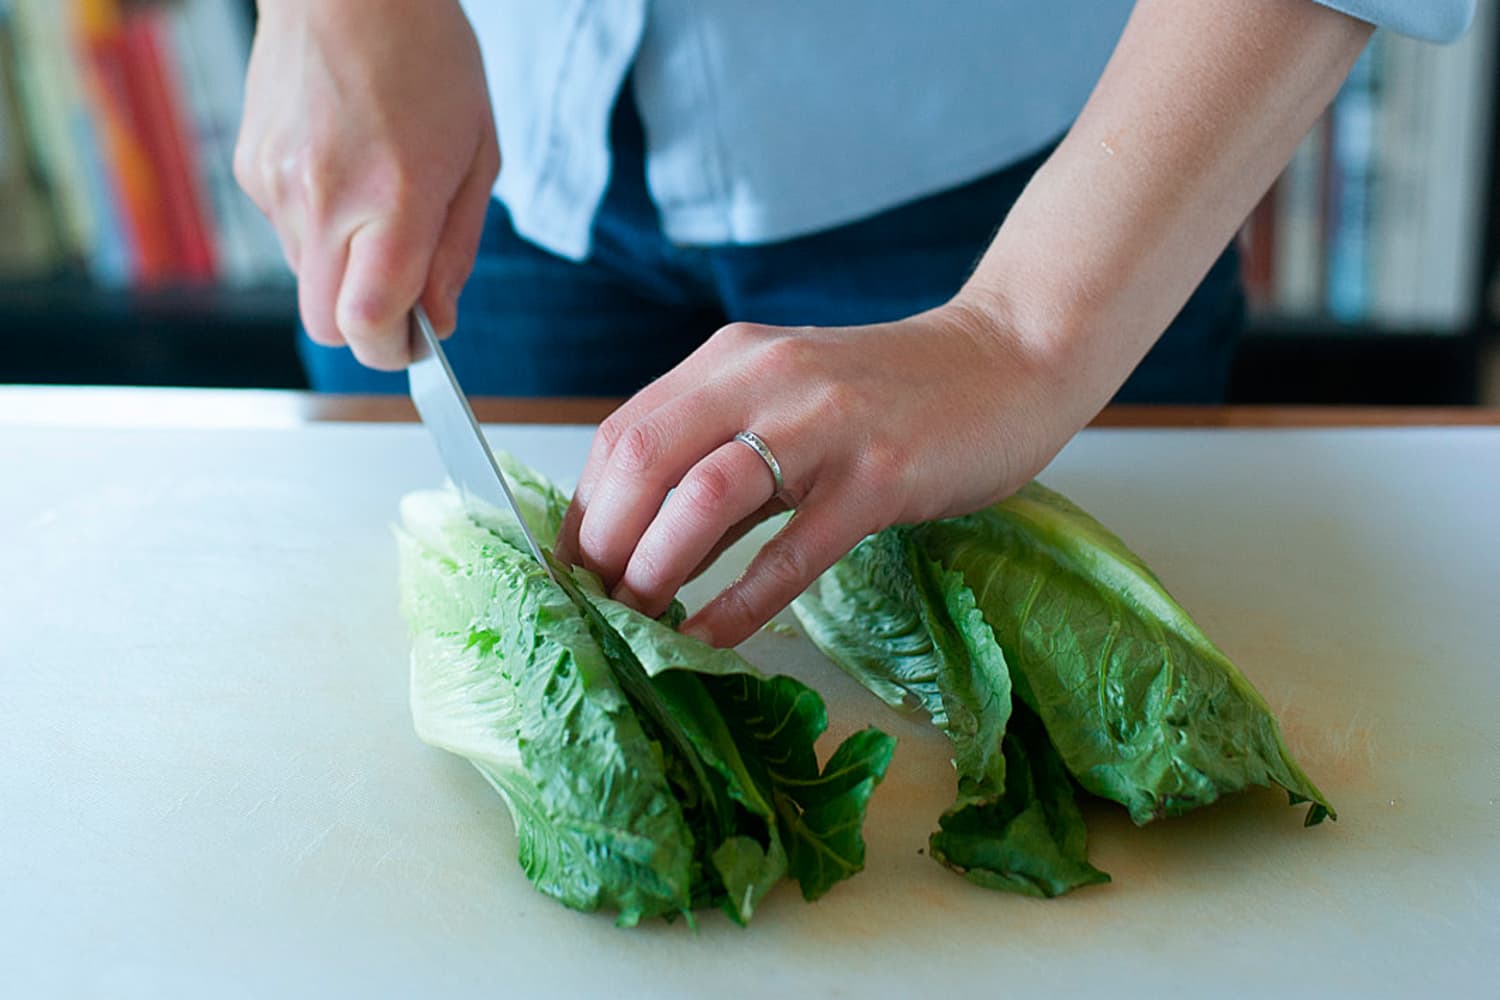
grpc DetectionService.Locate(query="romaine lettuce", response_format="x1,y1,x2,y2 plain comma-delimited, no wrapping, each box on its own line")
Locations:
397,459,894,926
794,481,1333,896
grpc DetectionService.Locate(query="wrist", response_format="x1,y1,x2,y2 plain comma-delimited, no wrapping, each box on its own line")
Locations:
949,185,1160,431
945,275,1092,405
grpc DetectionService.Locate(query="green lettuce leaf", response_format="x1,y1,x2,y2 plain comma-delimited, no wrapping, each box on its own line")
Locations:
593,595,895,902
794,480,1333,897
931,704,1110,898
398,470,893,926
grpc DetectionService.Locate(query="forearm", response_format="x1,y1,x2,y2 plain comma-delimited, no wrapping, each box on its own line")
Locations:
957,0,1372,421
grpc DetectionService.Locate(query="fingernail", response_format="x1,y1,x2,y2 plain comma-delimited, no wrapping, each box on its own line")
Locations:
680,621,713,645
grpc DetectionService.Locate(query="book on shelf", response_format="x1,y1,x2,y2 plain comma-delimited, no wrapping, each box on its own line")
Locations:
0,0,287,291
1325,41,1378,324
167,0,285,289
122,3,218,282
1243,8,1496,334
0,7,64,277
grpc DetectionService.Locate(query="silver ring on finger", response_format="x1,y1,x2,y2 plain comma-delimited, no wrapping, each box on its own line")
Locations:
732,430,786,500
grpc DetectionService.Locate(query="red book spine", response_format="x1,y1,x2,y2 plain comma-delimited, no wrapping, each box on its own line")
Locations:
121,9,217,282
75,0,175,286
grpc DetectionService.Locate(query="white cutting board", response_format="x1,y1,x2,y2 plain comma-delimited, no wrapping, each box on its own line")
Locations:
2,422,1497,998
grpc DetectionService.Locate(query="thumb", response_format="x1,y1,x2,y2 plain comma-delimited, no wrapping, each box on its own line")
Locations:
336,210,444,371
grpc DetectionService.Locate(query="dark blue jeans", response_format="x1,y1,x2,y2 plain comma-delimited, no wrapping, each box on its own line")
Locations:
301,93,1243,403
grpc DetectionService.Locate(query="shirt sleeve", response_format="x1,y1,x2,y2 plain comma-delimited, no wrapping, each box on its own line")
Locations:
1312,0,1476,42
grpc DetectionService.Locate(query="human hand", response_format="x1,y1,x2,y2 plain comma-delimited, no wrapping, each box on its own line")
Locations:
548,0,1373,650
234,0,499,369
554,302,1088,648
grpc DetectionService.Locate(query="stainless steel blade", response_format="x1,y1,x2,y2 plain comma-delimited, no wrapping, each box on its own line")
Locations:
407,305,556,580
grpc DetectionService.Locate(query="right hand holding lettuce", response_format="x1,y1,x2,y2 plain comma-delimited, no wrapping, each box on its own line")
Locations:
235,0,499,369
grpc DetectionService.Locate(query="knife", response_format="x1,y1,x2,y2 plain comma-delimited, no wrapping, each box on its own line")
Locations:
407,305,557,581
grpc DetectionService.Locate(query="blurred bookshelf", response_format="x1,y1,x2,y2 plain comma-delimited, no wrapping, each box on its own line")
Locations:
1233,3,1498,405
0,0,301,388
0,1,1497,402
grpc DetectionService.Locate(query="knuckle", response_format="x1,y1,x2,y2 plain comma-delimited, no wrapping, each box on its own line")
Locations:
756,336,812,378
812,380,862,424
287,146,412,221
361,156,419,208
336,288,391,340
575,516,606,563
339,306,385,342
755,536,807,593
594,414,629,457
678,462,736,516
624,547,670,595
576,516,624,579
713,583,760,639
299,147,350,217
232,139,258,196
254,145,320,216
613,422,668,479
858,441,914,495
257,147,290,202
716,320,765,346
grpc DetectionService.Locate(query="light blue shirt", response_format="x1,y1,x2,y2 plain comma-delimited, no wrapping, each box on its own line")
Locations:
461,1,1475,261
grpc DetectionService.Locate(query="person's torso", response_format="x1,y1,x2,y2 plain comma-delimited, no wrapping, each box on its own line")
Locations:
460,0,1477,261
462,0,1133,259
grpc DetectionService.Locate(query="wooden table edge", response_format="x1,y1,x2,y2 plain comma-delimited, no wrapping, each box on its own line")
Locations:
3,385,1499,428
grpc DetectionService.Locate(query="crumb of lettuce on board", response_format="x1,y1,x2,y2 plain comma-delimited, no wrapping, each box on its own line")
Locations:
794,482,1335,898
396,454,895,927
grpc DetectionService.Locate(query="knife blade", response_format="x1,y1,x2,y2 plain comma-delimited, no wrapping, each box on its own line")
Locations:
407,305,557,581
